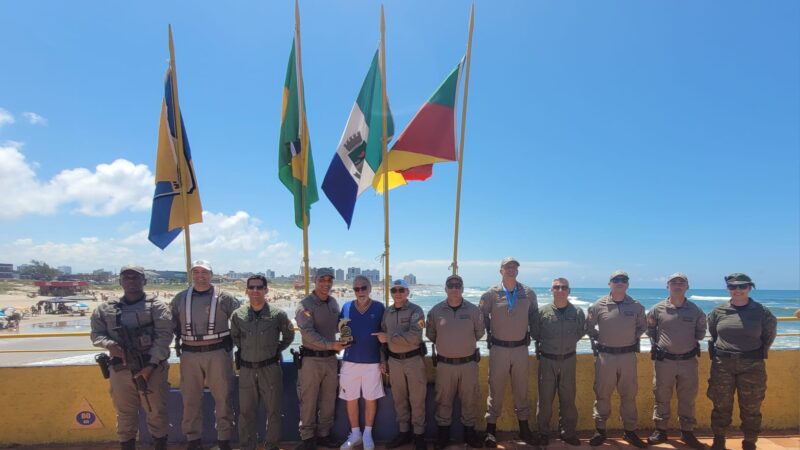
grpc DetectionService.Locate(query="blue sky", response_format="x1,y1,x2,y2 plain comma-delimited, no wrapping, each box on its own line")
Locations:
1,1,798,289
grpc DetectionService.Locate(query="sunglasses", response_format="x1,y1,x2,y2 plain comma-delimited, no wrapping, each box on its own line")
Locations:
353,286,369,292
247,285,266,291
390,287,407,293
551,285,569,291
611,277,629,283
446,283,463,289
727,284,750,290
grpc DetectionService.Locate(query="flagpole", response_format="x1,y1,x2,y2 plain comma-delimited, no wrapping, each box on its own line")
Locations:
295,0,311,295
380,5,390,306
451,5,474,276
167,25,194,283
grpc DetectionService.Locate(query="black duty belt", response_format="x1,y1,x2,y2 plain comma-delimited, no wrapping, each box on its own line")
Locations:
663,348,700,360
540,351,576,360
240,354,280,368
300,348,338,358
715,347,764,360
388,348,422,360
490,336,529,348
436,353,478,365
597,343,638,354
181,340,228,353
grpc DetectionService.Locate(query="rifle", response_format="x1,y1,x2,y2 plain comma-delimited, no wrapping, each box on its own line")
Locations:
115,322,153,412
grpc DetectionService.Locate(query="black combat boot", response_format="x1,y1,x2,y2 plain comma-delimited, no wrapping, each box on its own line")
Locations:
317,435,343,448
588,429,606,447
680,431,706,450
296,437,318,450
518,420,538,446
153,435,168,450
648,429,668,445
217,439,232,450
120,439,136,450
560,433,581,447
539,433,550,446
434,425,450,450
387,431,413,449
710,435,726,450
624,430,649,448
464,426,483,448
483,423,497,448
742,440,756,450
186,439,202,450
414,433,427,450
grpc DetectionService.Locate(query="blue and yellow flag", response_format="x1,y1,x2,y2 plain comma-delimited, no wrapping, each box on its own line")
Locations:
148,65,203,250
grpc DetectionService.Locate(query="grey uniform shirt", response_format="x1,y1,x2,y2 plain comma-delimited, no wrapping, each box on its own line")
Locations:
426,299,485,358
646,298,707,354
171,286,240,346
295,292,340,351
708,299,777,353
585,294,647,347
382,301,425,353
479,282,539,342
535,302,586,355
91,294,174,363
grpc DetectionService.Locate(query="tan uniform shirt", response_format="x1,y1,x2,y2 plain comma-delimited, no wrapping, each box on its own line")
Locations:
479,282,538,341
585,294,647,347
171,286,240,346
91,294,173,363
382,301,425,353
426,299,485,358
646,298,707,354
295,292,340,351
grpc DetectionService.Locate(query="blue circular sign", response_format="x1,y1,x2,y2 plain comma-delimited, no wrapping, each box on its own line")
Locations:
76,411,96,425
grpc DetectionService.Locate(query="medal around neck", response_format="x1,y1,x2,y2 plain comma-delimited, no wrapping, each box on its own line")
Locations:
338,318,354,344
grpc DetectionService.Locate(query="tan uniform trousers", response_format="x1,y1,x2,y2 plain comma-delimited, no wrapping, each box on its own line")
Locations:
486,345,531,422
653,358,699,431
297,356,338,440
239,363,283,450
109,363,170,441
434,361,480,427
388,356,427,434
593,352,638,430
180,349,235,440
537,356,578,437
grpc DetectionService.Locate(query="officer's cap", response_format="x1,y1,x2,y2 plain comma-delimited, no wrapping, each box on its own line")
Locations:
725,272,755,288
445,274,463,285
315,267,335,280
667,272,689,283
191,260,213,272
609,270,629,281
392,279,409,289
500,256,520,268
119,264,145,276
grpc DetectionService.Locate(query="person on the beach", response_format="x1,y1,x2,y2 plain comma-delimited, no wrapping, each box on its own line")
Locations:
707,273,777,450
479,257,539,446
645,273,707,449
337,275,386,450
90,265,172,450
231,274,294,450
171,260,240,450
374,279,428,450
533,277,585,446
426,274,485,450
585,270,649,448
295,268,348,450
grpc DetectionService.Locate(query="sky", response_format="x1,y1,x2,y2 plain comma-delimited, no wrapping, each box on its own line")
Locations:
1,1,798,289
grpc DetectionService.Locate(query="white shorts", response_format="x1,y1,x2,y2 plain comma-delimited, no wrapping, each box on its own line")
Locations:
338,361,385,401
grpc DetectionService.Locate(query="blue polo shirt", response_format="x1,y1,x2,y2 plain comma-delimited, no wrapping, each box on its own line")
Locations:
341,300,385,364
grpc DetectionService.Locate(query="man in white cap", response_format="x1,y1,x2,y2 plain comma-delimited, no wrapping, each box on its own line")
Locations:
171,260,240,450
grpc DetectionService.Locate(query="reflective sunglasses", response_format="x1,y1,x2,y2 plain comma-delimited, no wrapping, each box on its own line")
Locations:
247,285,266,290
353,286,369,292
390,287,407,293
446,283,463,289
551,285,569,291
727,284,749,290
611,277,629,283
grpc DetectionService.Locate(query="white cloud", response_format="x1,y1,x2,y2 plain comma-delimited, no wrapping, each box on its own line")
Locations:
0,144,153,219
21,112,47,126
0,108,14,127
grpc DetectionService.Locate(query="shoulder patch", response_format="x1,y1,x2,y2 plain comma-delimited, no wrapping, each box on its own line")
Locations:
302,309,312,317
417,319,425,329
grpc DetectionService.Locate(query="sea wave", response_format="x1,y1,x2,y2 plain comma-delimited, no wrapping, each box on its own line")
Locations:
689,295,729,301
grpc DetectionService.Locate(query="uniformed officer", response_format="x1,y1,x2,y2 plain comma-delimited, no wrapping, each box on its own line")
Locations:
646,273,706,449
171,260,240,450
585,270,648,448
479,257,539,447
426,274,485,450
90,265,172,450
707,273,777,450
231,275,294,450
295,267,349,450
534,278,585,447
374,279,427,450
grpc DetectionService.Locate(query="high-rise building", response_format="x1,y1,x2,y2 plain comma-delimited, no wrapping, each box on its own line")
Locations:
265,269,276,280
335,268,344,281
346,267,361,281
0,263,13,280
57,266,72,275
403,274,417,285
362,269,380,283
